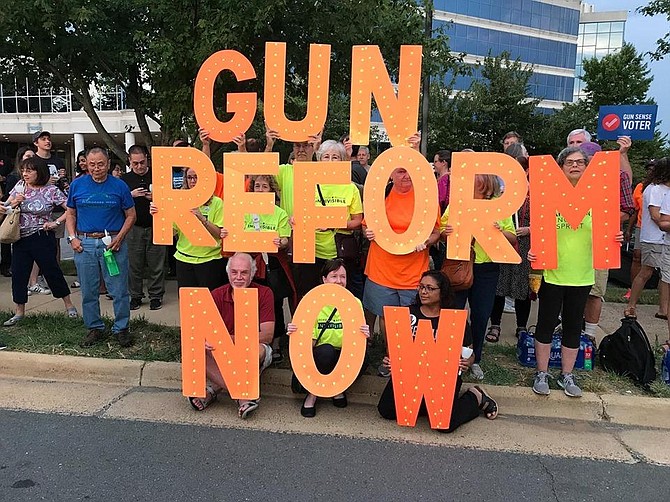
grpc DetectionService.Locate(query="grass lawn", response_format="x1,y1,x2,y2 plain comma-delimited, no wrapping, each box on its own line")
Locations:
2,311,669,398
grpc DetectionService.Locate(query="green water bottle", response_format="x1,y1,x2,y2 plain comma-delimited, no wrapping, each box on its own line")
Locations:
103,249,120,276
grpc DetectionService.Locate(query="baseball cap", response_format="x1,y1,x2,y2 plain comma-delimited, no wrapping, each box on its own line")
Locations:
32,130,50,143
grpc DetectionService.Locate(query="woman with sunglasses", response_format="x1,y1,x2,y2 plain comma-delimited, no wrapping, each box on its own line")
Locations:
377,270,498,431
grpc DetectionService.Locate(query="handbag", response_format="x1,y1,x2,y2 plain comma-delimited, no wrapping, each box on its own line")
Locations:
291,307,338,393
0,207,21,244
316,184,361,262
440,240,474,291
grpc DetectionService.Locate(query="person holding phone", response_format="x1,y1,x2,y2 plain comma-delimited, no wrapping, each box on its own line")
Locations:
122,145,166,311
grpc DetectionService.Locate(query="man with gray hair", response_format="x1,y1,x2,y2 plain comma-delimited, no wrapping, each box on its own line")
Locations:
187,252,274,419
66,147,136,348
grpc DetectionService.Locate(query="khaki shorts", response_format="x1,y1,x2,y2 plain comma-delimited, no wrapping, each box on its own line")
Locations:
661,245,670,284
634,227,641,251
641,242,664,268
589,269,609,298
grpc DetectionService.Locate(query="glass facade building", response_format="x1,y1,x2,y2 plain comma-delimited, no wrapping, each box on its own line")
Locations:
435,0,582,109
575,5,626,100
434,0,626,108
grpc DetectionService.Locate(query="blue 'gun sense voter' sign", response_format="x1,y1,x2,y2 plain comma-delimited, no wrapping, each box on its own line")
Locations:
597,105,658,141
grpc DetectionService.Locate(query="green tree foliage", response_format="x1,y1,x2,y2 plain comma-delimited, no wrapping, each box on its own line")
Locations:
539,42,667,180
639,0,670,60
0,0,459,159
427,52,540,154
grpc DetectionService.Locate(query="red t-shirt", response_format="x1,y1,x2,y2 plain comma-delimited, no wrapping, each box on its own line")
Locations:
211,282,275,339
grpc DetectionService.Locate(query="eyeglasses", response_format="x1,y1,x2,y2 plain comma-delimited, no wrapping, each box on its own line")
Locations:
186,175,198,181
418,284,439,293
563,159,587,167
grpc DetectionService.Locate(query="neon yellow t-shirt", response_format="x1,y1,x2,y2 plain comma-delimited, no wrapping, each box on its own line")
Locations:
243,205,291,238
440,207,516,263
543,212,594,286
276,164,294,217
313,299,364,349
314,184,363,259
174,196,223,263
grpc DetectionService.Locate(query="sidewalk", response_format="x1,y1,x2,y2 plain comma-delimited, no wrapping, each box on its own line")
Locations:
3,273,669,343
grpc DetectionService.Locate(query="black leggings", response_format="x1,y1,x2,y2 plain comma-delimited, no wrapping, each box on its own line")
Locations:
377,376,479,433
535,280,591,349
490,295,532,327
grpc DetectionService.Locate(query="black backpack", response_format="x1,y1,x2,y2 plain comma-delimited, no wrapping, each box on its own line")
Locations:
599,318,657,387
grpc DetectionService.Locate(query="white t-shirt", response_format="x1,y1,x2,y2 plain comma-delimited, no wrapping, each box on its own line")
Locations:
659,193,670,243
640,184,670,244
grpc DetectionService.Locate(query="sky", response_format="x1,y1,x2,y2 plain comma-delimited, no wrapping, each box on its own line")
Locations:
587,0,669,139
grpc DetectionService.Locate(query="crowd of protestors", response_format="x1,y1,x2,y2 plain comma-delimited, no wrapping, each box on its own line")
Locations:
0,122,663,429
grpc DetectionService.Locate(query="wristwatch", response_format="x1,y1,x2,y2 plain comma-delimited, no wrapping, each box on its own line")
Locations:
67,235,77,244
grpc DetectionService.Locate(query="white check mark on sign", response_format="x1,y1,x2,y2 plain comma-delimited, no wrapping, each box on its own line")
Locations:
605,117,619,128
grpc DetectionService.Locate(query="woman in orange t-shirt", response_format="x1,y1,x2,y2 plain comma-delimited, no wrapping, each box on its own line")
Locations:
362,166,441,355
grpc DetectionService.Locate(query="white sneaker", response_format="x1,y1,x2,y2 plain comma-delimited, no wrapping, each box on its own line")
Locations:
28,284,51,295
471,363,484,380
260,343,273,373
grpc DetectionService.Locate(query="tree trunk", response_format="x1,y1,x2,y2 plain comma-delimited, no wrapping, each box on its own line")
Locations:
44,63,126,160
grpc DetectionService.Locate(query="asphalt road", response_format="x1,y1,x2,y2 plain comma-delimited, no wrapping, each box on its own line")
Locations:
1,409,668,502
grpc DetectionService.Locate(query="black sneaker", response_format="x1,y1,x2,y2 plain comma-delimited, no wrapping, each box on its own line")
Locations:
129,298,142,310
149,299,162,310
80,328,106,347
116,329,133,348
0,340,7,350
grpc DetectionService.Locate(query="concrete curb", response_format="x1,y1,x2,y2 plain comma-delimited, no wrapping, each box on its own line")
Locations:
2,351,669,429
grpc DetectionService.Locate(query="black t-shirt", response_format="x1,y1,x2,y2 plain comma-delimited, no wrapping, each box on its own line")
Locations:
122,170,152,227
409,304,473,346
38,154,65,177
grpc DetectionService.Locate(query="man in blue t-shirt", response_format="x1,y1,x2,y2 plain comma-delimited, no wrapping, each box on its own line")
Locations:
66,147,136,348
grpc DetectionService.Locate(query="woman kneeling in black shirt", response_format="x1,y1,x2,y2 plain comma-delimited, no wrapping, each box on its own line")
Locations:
377,270,499,432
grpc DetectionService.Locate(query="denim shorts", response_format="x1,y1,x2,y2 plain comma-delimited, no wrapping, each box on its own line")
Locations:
362,278,416,317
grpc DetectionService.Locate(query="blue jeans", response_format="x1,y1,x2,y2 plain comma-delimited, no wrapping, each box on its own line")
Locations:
453,262,500,364
74,237,130,333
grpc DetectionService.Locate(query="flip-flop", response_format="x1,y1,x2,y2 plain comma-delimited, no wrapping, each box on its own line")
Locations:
474,385,498,420
238,399,259,419
188,386,216,411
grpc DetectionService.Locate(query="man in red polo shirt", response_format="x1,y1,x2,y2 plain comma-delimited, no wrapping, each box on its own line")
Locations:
188,252,274,419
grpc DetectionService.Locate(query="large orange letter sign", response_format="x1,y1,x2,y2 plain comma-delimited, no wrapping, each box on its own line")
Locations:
264,42,330,141
384,306,467,429
222,152,279,253
289,284,366,397
180,288,260,400
446,152,527,262
350,45,422,146
363,146,439,254
194,50,256,143
529,151,620,269
292,161,351,263
152,147,217,246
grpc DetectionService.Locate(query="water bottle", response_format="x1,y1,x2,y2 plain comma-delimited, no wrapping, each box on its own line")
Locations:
103,249,120,276
584,344,593,371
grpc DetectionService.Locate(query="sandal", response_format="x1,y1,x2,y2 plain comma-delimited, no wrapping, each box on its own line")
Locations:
66,307,79,318
623,306,637,319
473,385,498,420
485,325,501,343
3,315,24,327
655,313,668,320
238,399,260,419
188,386,217,411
